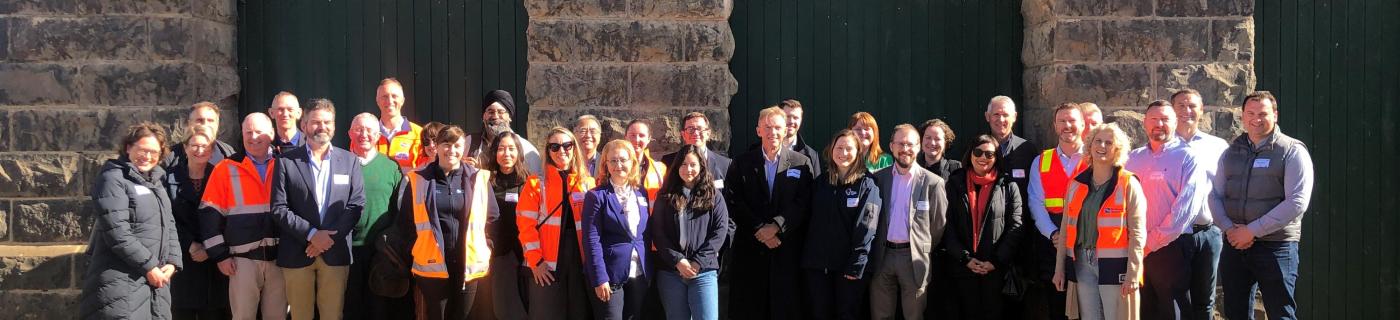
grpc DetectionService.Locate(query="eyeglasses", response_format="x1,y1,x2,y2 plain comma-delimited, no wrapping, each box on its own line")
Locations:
971,149,997,159
683,126,709,133
547,142,576,152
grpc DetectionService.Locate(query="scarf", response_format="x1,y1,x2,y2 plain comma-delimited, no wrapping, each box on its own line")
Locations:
966,168,998,252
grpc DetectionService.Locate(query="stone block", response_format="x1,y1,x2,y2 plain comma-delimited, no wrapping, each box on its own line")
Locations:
1,201,8,241
1156,0,1205,17
0,252,73,290
628,63,738,107
682,21,733,62
1206,0,1254,17
151,17,236,64
13,198,94,243
193,0,237,24
1051,20,1102,62
527,106,732,156
630,0,730,20
0,63,80,105
0,153,83,198
0,289,81,320
76,62,203,106
1050,0,1151,17
525,64,629,107
11,107,186,152
4,16,150,62
1021,0,1054,26
1210,19,1254,62
528,21,629,62
1104,108,1147,148
0,111,8,151
525,0,627,18
1023,22,1054,67
0,0,78,15
1025,64,1153,108
1102,20,1209,62
1203,107,1243,139
628,21,687,63
195,64,241,104
1156,63,1255,107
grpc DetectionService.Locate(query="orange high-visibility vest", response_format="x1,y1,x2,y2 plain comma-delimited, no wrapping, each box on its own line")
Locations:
640,153,666,205
199,155,279,256
1039,148,1089,214
516,164,596,270
407,170,493,282
377,120,424,170
1063,169,1136,260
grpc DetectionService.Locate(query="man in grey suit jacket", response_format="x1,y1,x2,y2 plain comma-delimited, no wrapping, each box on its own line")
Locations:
271,99,366,320
869,124,949,320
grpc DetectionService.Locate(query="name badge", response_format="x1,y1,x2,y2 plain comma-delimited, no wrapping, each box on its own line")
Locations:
571,192,585,202
395,152,410,160
846,197,859,208
638,199,648,207
132,185,152,195
333,174,350,185
504,193,519,203
454,189,464,194
786,169,800,178
1012,169,1026,179
1150,171,1166,181
1253,159,1270,168
713,179,725,189
915,200,930,211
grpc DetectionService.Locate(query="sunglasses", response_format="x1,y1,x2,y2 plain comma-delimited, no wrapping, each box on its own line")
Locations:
547,142,576,152
971,149,997,159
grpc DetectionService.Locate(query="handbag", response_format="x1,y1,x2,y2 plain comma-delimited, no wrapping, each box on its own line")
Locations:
369,228,411,298
1001,264,1027,300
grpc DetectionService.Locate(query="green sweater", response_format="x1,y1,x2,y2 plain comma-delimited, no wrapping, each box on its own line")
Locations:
353,153,404,246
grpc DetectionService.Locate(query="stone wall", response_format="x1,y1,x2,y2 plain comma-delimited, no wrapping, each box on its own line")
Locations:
523,0,738,156
1022,0,1255,146
0,1,238,318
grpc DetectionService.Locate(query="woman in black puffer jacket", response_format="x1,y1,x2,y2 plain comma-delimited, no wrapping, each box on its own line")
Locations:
81,123,182,320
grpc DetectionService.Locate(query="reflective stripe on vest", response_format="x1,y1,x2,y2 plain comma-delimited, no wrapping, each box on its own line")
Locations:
1038,148,1088,214
1063,170,1135,259
408,170,494,282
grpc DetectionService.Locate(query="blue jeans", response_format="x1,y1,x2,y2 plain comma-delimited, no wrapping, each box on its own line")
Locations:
1220,241,1298,320
1190,225,1223,320
657,269,719,320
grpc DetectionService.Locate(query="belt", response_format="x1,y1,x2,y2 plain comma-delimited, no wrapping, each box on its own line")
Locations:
885,241,910,249
1191,224,1215,233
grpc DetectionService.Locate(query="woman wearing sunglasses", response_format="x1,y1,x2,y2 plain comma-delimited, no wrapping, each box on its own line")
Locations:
1052,124,1147,320
517,127,597,319
944,134,1024,320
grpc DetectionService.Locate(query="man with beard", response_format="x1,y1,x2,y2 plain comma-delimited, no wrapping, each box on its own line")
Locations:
573,115,603,176
1126,100,1211,319
1026,103,1089,320
269,91,304,154
272,99,366,320
466,90,542,174
374,78,425,170
1170,89,1229,319
869,124,948,320
724,106,814,320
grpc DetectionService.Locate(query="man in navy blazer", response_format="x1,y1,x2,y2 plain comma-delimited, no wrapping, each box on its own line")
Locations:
271,99,366,320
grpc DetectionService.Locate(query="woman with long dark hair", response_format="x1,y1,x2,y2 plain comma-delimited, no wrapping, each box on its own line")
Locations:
481,132,535,319
649,144,729,320
944,134,1024,320
800,129,881,320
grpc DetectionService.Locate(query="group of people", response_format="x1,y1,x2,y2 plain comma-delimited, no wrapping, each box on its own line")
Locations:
81,75,1313,320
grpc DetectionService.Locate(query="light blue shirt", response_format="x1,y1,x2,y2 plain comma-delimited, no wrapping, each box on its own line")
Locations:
1027,145,1083,239
250,152,273,178
763,149,781,196
1178,131,1230,225
306,150,332,240
1125,139,1210,253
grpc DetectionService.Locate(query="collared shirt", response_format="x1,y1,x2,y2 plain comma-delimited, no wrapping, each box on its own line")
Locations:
357,150,378,166
763,148,781,196
887,168,914,243
1027,145,1084,238
381,119,409,139
250,152,273,177
273,131,303,154
1125,139,1209,253
1178,130,1230,225
306,148,332,240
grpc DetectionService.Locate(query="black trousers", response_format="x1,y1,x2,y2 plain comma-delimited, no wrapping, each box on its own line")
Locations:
803,268,869,320
953,270,1006,320
590,276,649,320
414,276,480,320
346,245,412,320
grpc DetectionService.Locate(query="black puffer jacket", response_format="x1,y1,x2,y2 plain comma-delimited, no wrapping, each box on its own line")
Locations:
81,159,182,320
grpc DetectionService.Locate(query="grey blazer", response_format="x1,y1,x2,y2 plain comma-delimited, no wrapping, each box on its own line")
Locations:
868,164,949,288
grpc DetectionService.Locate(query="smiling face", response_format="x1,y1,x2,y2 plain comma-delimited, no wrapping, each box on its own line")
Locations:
436,136,467,170
832,135,859,172
574,119,601,154
890,128,919,170
188,107,220,138
300,109,335,147
1054,107,1085,145
625,122,651,154
985,102,1016,138
242,116,274,158
495,135,520,172
1089,129,1117,165
184,134,213,164
970,142,997,175
681,117,710,146
757,114,787,152
268,95,301,133
605,146,633,180
348,117,379,156
547,133,575,170
782,106,804,141
921,126,948,160
1172,92,1203,130
1144,106,1176,144
376,83,405,119
677,153,702,187
852,122,874,149
1243,98,1278,141
127,136,163,173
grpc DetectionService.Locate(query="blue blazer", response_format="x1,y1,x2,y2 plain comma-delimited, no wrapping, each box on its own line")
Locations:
271,146,366,268
581,182,651,287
